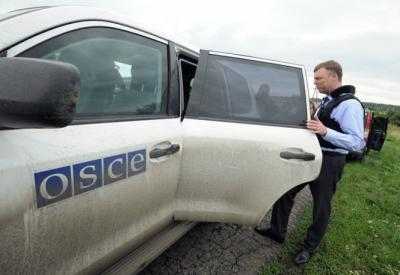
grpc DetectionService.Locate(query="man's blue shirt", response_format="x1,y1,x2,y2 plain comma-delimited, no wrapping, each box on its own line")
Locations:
316,96,365,154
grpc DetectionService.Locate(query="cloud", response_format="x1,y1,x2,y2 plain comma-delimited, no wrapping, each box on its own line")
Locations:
1,0,399,104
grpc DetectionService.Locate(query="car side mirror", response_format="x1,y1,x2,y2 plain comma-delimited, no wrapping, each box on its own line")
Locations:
0,57,80,129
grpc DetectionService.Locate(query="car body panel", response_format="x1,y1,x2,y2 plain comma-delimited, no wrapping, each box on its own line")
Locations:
176,120,321,226
0,119,182,274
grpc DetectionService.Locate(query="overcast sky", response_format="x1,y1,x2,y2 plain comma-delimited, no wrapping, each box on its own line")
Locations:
1,0,399,105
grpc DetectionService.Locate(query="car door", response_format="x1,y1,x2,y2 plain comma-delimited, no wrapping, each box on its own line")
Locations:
0,22,181,274
175,50,322,226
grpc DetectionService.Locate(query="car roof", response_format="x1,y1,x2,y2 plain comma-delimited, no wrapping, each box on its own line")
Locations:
0,6,50,22
0,5,198,55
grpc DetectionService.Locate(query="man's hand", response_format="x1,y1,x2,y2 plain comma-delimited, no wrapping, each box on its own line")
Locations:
306,116,328,136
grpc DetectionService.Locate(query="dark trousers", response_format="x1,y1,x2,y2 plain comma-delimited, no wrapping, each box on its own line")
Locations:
270,152,346,251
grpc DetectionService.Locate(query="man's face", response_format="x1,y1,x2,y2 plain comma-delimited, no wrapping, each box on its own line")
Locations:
314,68,338,94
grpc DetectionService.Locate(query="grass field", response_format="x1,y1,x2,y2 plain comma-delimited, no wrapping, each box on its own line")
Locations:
262,125,400,275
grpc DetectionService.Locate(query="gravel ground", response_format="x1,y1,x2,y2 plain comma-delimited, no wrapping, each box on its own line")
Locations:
140,188,311,274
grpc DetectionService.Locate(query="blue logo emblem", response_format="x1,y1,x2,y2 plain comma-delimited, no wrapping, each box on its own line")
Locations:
34,148,146,208
73,159,102,195
34,166,72,208
104,154,127,185
128,149,146,177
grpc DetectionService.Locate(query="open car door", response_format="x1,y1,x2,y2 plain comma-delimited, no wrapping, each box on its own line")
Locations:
175,50,322,226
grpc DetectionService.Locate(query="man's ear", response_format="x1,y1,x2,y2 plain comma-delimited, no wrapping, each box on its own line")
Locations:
328,70,339,81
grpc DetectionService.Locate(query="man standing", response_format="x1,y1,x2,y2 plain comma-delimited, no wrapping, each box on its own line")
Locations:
255,60,365,264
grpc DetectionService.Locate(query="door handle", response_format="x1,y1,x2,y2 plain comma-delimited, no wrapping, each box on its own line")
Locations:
280,148,315,161
150,143,180,159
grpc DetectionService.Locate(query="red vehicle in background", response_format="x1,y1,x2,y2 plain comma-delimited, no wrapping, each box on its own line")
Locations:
347,108,388,162
364,110,389,153
364,110,373,140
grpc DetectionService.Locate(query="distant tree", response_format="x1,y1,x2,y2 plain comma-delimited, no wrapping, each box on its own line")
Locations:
363,102,400,126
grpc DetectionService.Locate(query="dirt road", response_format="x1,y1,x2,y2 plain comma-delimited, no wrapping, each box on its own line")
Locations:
141,188,311,274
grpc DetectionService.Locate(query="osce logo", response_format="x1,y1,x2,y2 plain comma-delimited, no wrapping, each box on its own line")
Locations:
34,149,146,208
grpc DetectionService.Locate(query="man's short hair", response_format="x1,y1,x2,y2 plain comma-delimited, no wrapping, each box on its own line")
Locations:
314,60,343,81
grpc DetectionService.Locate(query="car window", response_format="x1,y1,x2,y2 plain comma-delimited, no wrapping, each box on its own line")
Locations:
188,53,307,126
19,27,168,119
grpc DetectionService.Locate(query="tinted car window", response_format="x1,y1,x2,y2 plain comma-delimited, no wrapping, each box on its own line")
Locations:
20,27,168,119
199,57,229,118
188,53,307,126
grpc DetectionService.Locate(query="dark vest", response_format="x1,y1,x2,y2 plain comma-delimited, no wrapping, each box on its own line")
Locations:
317,85,362,150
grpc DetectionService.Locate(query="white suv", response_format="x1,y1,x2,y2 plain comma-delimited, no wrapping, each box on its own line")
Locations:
0,6,322,274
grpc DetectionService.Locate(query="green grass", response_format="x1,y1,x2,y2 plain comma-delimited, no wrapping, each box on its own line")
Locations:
262,125,400,275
